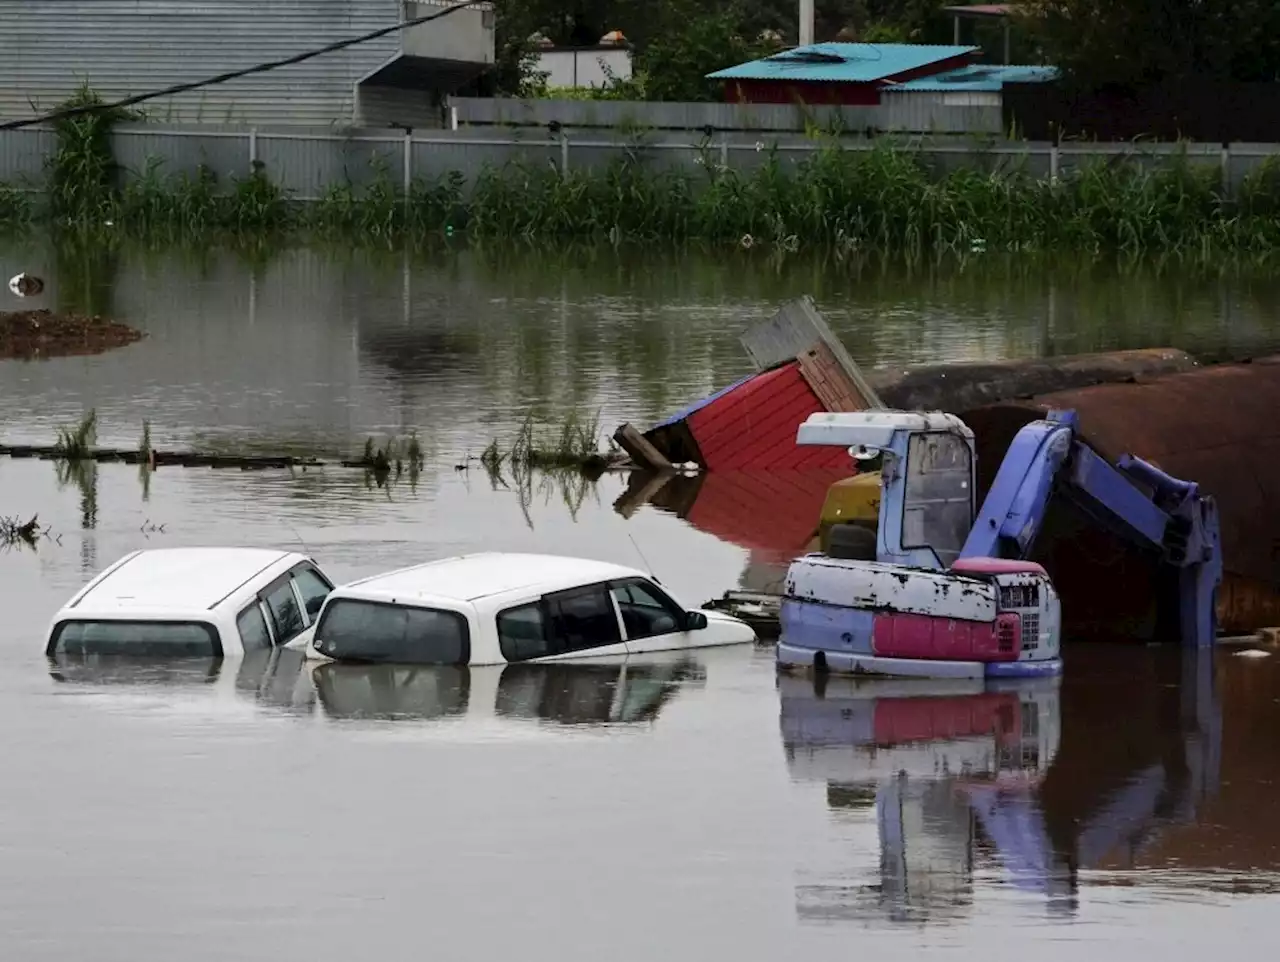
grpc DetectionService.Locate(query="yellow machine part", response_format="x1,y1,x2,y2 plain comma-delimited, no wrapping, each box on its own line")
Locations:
818,472,882,554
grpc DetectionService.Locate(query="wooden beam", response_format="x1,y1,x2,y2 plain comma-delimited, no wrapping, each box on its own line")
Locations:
612,422,674,472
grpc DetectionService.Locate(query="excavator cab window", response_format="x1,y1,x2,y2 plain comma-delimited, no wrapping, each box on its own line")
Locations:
901,431,974,567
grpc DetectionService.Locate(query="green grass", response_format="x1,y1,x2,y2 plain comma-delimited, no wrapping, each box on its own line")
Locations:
480,410,608,475
54,409,98,459
8,140,1280,257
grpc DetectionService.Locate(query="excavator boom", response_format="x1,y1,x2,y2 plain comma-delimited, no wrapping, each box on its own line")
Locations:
959,410,1222,646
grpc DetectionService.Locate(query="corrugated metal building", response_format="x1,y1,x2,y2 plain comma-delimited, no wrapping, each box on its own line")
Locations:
881,64,1058,133
708,43,981,106
0,0,495,128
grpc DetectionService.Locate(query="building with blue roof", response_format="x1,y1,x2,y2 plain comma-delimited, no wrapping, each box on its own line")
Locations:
708,43,982,106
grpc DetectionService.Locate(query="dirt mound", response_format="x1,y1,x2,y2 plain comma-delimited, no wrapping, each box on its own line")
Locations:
0,309,144,361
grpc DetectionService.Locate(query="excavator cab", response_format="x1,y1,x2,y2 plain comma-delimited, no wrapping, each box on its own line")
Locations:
801,411,978,571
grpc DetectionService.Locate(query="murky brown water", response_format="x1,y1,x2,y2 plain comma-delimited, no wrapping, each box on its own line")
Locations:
4,239,1280,958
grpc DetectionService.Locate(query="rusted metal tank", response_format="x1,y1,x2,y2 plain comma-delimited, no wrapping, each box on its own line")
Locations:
959,356,1280,638
869,348,1199,412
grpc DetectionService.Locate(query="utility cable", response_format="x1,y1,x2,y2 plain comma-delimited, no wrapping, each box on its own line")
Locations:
0,0,487,131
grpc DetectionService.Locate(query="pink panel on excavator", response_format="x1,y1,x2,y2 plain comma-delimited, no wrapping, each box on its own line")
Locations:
951,557,1048,576
872,612,1021,661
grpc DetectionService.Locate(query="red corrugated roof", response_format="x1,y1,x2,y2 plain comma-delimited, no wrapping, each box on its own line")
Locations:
684,468,849,562
687,361,854,471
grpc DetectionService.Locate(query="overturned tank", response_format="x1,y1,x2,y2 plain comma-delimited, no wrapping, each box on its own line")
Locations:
959,356,1280,637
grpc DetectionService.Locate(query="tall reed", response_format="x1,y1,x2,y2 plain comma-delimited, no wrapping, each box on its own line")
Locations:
8,136,1280,257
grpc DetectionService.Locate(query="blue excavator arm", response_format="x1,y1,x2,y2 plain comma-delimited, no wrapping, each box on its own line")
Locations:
959,409,1223,646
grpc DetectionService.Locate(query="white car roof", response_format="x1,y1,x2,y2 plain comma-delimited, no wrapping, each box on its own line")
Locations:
63,547,307,616
334,552,648,608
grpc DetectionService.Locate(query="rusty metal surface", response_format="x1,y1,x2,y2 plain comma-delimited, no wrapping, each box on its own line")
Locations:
960,355,1280,637
870,347,1199,414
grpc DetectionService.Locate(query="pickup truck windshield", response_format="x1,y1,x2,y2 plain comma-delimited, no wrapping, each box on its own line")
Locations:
313,599,471,665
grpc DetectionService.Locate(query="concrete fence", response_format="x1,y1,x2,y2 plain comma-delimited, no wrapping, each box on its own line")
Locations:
2,125,1279,201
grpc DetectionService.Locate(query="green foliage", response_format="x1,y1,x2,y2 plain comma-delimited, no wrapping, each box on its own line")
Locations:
54,409,98,459
634,1,772,102
10,96,1280,259
481,409,607,474
1019,0,1280,90
46,82,140,222
0,185,32,227
457,142,1280,258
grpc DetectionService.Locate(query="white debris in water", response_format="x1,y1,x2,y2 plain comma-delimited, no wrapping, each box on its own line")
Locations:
8,272,44,297
1233,649,1271,658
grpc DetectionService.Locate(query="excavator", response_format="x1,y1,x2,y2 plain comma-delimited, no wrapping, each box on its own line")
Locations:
778,409,1222,679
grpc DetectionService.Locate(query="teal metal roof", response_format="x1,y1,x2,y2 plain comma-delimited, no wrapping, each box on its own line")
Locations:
893,64,1059,92
707,43,979,84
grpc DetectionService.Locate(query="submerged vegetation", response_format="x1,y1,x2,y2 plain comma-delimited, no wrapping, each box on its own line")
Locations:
479,410,612,476
5,87,1280,259
54,409,98,460
0,514,48,549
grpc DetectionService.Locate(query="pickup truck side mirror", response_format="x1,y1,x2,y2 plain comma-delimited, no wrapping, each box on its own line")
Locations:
684,610,709,631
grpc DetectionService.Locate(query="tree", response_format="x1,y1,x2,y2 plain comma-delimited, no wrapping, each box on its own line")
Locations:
637,1,773,101
1018,0,1280,90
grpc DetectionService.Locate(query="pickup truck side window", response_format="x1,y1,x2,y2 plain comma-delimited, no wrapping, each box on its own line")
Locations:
291,565,333,622
610,578,682,640
263,578,306,644
497,602,548,662
499,585,622,662
236,603,273,651
544,584,622,655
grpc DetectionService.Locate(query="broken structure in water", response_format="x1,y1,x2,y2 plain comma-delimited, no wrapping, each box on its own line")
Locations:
614,297,1280,642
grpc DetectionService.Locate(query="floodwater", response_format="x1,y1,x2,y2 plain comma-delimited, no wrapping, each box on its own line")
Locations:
4,239,1280,959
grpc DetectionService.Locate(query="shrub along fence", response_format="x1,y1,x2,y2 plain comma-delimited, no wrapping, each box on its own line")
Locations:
4,125,1280,198
4,124,1280,255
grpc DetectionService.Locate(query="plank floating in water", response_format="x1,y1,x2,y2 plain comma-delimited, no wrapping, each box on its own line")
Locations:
0,444,324,470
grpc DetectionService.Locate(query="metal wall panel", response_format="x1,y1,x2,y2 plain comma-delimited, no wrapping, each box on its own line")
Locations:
451,98,887,133
0,127,57,184
880,92,1004,135
0,0,403,127
113,128,249,186
258,132,406,200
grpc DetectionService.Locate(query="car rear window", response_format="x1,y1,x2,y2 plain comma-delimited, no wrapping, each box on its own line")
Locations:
47,620,222,657
313,599,470,665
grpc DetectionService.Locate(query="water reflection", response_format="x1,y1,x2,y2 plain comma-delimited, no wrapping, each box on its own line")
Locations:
8,240,1280,460
782,672,1066,924
310,656,705,725
780,648,1231,926
47,649,705,729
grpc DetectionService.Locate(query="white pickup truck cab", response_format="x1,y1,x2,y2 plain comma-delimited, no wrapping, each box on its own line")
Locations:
45,547,336,658
304,552,756,666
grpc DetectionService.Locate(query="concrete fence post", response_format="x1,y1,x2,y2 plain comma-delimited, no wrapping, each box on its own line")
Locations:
1049,142,1059,184
248,128,258,170
403,131,413,216
559,132,570,176
719,138,729,169
1221,143,1231,198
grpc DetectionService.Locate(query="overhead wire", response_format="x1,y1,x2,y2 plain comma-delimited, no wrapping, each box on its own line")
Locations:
0,0,488,131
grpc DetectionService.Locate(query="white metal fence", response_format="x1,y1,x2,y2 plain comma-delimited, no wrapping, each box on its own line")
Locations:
448,96,1005,136
3,125,1279,200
